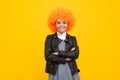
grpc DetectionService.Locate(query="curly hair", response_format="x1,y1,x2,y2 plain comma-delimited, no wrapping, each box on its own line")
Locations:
48,8,76,32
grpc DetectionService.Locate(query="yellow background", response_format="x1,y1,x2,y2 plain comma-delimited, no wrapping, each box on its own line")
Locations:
0,0,120,80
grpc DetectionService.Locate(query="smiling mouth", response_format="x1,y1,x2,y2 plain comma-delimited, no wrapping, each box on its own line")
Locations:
59,27,65,29
59,28,66,31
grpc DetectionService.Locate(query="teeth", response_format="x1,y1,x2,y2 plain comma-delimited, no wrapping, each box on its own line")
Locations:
60,28,64,29
60,27,64,29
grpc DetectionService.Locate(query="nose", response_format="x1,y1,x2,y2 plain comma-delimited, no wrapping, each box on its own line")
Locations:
60,23,64,26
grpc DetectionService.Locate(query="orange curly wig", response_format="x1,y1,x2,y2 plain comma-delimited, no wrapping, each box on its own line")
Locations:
48,8,76,33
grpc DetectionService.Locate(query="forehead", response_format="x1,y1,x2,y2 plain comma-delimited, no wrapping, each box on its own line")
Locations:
56,19,67,22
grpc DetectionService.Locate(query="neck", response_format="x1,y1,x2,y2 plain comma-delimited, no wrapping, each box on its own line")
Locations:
57,31,66,34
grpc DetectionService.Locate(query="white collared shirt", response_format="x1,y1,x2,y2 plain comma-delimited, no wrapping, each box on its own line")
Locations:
57,32,66,40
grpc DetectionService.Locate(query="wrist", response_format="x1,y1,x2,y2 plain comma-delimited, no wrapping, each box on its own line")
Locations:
58,50,64,56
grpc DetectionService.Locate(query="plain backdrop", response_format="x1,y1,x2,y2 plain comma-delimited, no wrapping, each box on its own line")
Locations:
0,0,120,80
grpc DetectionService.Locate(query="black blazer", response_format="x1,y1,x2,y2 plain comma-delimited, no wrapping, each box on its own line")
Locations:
44,32,80,75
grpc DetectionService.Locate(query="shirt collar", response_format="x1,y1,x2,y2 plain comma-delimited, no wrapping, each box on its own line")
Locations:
57,32,66,40
57,32,66,36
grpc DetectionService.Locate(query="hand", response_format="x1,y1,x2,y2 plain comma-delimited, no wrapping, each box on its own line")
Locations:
52,52,58,55
66,58,72,61
71,47,75,51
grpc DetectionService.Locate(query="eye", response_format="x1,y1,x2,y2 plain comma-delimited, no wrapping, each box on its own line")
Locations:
56,21,61,24
63,21,67,24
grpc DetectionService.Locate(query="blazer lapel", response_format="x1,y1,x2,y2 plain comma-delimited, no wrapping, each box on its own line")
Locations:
52,32,62,51
52,32,72,51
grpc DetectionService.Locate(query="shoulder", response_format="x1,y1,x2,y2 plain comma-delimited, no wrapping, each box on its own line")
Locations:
45,33,56,40
67,33,76,39
67,34,78,44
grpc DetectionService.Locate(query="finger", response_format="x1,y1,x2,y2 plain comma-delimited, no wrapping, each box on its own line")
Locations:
71,47,75,51
72,47,75,49
71,47,75,49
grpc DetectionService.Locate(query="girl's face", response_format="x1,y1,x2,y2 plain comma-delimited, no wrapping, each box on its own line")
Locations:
56,19,68,34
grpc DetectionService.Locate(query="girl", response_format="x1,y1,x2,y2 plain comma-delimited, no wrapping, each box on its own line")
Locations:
44,8,80,80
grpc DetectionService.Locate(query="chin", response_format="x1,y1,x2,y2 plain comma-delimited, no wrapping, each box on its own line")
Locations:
59,30,65,33
59,30,66,32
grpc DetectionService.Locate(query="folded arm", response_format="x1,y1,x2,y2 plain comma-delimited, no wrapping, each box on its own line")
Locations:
57,37,80,60
45,35,68,64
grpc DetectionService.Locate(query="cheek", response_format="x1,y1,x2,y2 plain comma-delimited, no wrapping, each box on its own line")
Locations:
65,24,68,28
66,24,68,27
65,23,68,27
55,25,59,30
56,25,60,29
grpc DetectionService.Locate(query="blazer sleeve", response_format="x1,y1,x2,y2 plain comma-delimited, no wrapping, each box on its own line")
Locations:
44,35,66,64
58,36,80,60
